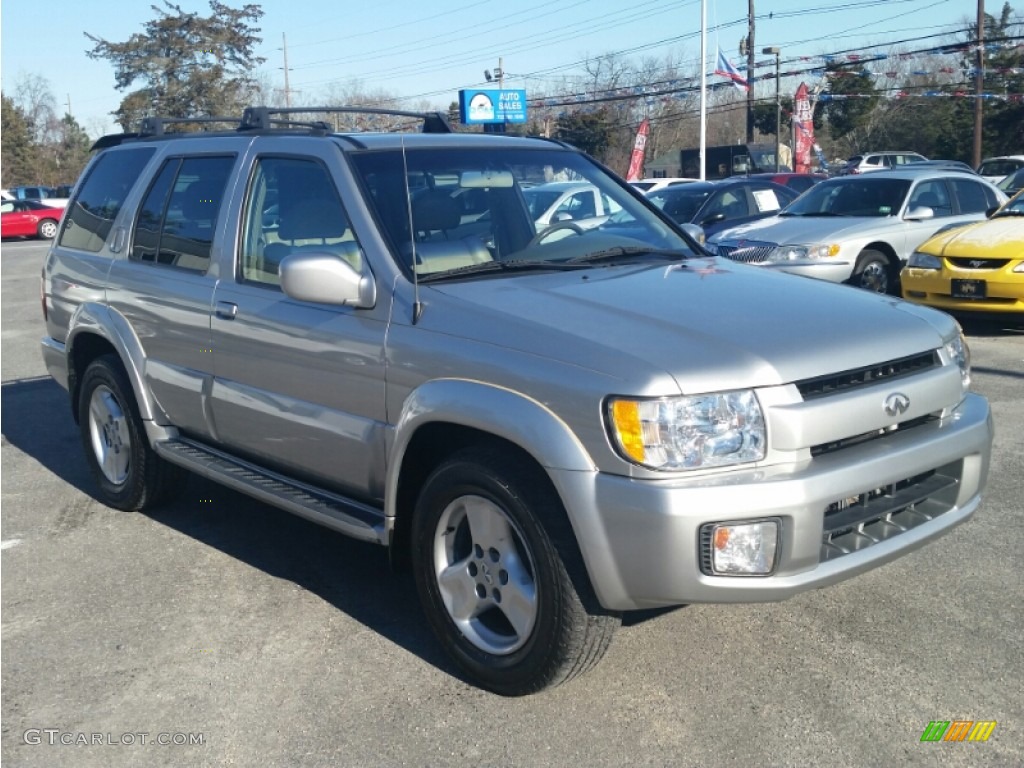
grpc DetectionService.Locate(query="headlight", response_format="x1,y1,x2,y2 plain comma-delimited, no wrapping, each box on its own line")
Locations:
908,251,942,269
944,331,971,392
1013,262,1024,273
607,391,766,470
768,243,840,261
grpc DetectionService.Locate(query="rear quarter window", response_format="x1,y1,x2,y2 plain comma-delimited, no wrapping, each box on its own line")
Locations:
58,147,156,253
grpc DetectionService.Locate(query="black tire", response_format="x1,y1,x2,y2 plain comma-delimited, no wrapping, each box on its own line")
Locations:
411,446,619,696
78,354,185,511
37,218,58,240
850,249,892,294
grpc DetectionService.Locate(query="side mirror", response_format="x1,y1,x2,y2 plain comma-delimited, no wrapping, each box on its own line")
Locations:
680,222,706,246
700,212,726,226
551,211,574,223
904,206,935,221
280,250,376,308
985,205,1000,218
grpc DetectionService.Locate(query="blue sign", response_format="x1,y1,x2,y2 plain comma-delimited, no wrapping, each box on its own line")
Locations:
459,89,528,124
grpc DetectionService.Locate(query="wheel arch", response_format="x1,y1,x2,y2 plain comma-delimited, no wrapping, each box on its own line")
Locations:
860,241,900,270
385,379,596,569
66,303,161,426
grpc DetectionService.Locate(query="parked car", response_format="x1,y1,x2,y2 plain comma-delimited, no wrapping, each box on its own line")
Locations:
5,184,69,209
838,151,927,175
628,177,697,193
901,190,1024,316
739,172,828,194
522,181,622,231
709,169,1007,294
997,166,1024,196
637,179,799,239
977,155,1024,185
41,106,992,695
1,199,62,240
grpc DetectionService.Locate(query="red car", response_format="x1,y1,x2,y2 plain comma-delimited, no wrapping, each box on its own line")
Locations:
1,199,62,240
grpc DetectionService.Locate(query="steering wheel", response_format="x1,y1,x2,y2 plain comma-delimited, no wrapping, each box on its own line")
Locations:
527,221,586,248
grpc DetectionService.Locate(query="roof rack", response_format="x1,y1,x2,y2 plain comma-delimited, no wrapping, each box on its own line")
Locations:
90,104,455,151
239,106,453,134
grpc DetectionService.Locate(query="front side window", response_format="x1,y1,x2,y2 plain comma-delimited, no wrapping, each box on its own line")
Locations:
908,180,952,217
239,156,357,287
129,155,234,271
59,147,156,253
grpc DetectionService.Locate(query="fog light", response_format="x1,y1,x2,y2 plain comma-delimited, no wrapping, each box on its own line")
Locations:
706,520,779,575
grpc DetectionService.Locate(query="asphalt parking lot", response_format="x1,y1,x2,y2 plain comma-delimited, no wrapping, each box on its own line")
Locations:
2,237,1022,767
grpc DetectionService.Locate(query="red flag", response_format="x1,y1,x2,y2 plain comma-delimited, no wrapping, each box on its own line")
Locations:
625,119,650,181
792,83,814,174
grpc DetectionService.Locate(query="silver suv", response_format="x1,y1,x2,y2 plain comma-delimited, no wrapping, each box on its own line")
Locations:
41,107,993,695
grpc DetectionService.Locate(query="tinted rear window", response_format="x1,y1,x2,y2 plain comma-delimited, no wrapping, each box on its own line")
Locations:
58,148,156,253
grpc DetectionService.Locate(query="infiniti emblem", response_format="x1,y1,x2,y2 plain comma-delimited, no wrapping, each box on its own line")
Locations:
884,392,911,417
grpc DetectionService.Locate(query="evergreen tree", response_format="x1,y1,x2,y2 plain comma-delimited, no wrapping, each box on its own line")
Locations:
1,94,37,186
85,1,266,130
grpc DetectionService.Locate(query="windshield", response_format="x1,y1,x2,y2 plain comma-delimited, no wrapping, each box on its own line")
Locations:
348,147,697,280
783,177,911,217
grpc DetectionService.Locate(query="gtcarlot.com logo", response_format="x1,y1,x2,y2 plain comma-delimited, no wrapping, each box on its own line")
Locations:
920,720,997,743
23,730,204,747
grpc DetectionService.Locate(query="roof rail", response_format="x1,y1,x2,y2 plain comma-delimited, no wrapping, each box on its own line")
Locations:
240,106,453,134
139,115,241,137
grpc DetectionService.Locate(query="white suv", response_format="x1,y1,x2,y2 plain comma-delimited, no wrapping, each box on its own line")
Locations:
840,151,927,175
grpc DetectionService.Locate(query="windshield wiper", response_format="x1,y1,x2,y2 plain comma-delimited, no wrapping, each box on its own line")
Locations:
564,246,691,265
418,258,586,283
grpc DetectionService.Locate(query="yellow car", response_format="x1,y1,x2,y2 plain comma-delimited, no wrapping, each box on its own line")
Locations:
901,190,1024,314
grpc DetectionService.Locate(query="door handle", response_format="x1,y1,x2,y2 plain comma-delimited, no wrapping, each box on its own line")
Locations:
215,301,237,320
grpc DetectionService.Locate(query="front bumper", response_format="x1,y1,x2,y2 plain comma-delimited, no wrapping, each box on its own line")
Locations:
902,268,1024,314
554,392,992,611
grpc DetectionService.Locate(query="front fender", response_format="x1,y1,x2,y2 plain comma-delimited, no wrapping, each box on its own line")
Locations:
384,378,596,520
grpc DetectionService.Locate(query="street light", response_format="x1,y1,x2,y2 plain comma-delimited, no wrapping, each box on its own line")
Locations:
763,47,781,172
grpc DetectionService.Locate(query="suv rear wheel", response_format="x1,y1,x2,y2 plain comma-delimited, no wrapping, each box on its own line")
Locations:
78,355,185,511
411,446,619,695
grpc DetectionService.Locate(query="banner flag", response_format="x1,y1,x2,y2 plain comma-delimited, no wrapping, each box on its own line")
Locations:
625,118,650,181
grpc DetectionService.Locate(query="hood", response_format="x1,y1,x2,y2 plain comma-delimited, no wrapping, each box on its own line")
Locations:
422,258,955,395
924,217,1024,258
709,214,894,245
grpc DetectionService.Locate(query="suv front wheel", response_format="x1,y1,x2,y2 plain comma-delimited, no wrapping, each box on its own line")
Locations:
411,446,619,695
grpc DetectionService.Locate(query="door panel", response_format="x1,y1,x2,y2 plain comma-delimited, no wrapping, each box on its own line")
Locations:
209,150,390,501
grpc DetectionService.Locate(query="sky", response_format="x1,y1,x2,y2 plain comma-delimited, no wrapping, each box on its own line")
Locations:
1,0,976,138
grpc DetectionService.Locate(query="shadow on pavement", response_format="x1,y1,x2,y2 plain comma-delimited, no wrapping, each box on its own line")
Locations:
1,374,461,686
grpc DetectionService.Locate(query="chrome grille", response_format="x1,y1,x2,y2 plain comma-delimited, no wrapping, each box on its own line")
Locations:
820,462,961,562
716,243,775,263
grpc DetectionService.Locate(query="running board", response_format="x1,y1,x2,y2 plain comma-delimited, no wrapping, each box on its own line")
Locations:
154,438,387,545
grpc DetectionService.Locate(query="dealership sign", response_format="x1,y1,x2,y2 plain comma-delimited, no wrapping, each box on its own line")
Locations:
459,89,528,124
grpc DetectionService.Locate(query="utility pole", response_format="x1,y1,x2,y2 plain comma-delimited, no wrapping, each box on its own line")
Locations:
282,32,292,108
66,94,72,119
973,0,984,167
764,47,781,172
746,0,755,143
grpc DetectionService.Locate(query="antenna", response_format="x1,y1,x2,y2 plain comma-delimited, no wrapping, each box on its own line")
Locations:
400,137,423,324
